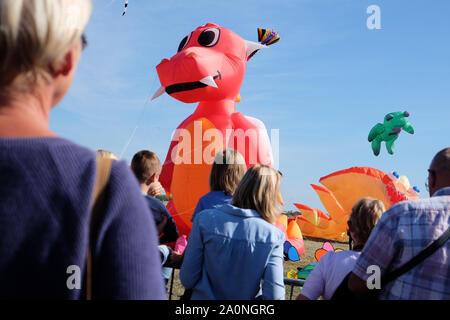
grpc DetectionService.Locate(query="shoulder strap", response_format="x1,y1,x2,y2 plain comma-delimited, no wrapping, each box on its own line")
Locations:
86,157,113,300
382,226,450,287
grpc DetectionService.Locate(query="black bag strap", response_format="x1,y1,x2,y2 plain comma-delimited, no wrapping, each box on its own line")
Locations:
382,226,450,287
331,225,450,300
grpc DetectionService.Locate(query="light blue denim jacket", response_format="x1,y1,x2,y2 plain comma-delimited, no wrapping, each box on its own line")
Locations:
180,204,285,300
191,191,233,222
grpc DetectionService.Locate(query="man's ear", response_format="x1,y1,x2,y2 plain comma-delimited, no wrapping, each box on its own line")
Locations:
428,169,436,188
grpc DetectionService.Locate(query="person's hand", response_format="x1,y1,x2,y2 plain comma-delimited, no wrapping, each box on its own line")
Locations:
148,181,163,197
164,251,184,269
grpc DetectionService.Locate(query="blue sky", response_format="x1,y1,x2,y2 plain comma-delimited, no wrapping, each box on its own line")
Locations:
51,0,450,212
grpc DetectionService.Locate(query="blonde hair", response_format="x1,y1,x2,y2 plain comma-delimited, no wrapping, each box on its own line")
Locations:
232,164,282,224
348,197,386,244
0,0,92,96
209,149,247,195
96,150,119,161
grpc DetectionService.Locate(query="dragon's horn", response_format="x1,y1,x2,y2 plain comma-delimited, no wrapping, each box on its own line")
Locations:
247,28,280,60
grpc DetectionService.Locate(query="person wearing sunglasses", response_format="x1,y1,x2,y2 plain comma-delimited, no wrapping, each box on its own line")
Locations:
347,148,450,300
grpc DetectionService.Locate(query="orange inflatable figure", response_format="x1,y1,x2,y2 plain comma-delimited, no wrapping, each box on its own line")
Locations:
293,167,420,240
152,24,280,236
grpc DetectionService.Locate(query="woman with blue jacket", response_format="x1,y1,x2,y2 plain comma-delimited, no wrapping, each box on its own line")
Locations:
180,164,285,300
191,149,247,222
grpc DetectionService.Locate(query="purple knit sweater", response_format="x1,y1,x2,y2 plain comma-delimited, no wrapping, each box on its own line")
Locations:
0,137,165,299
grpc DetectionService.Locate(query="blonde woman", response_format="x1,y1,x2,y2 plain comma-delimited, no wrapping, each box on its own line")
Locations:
180,164,285,300
0,1,164,299
297,197,386,300
191,149,247,221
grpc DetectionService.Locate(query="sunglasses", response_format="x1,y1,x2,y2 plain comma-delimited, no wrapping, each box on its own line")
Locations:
81,34,88,50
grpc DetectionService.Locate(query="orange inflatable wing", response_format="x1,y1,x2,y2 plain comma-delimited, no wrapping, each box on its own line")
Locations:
319,167,392,213
311,184,347,225
292,214,316,235
294,203,319,226
295,219,347,240
294,203,347,240
294,166,421,241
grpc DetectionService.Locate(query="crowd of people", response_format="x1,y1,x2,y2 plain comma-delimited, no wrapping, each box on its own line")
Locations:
0,0,449,300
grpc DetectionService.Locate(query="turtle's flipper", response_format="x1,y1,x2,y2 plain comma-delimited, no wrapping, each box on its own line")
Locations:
386,140,396,155
371,139,381,156
368,123,385,142
403,122,415,134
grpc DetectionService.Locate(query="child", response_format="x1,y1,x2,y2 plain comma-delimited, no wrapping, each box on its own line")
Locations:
191,149,247,222
130,150,178,244
131,150,180,289
297,197,386,300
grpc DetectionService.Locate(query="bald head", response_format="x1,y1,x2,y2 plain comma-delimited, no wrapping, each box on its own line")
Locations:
430,148,450,172
428,148,450,196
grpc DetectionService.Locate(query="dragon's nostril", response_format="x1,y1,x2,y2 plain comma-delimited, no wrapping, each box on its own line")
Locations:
404,111,410,117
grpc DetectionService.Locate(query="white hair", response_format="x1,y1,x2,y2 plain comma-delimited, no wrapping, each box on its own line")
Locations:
0,0,92,91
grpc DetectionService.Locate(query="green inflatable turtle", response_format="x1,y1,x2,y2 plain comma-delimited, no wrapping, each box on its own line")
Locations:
368,111,414,156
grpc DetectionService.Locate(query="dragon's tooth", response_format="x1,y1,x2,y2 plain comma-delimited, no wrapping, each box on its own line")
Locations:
151,86,166,100
199,76,218,88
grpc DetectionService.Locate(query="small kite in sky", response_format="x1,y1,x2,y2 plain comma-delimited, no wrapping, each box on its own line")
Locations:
368,111,414,156
122,0,128,16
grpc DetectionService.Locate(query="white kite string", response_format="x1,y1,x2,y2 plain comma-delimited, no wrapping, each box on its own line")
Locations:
119,76,157,159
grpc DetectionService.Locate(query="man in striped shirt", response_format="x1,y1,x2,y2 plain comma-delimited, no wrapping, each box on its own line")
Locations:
348,148,450,299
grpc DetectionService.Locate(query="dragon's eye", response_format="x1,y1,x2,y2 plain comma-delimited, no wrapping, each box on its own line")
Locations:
178,32,192,52
386,115,393,121
198,28,220,47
